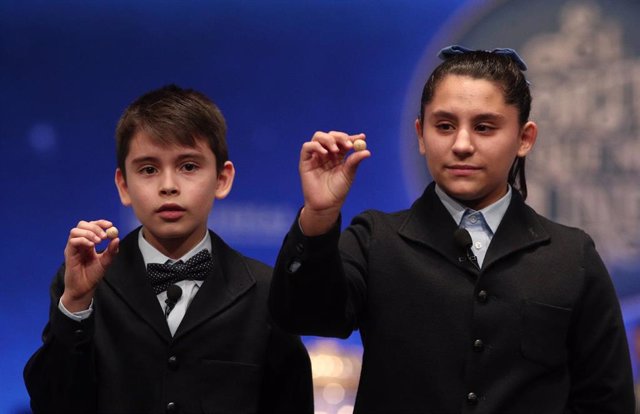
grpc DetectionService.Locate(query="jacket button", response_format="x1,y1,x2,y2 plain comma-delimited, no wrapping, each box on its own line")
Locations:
166,401,178,413
287,259,302,273
296,242,305,253
477,290,488,303
472,339,484,352
467,392,478,405
168,355,178,370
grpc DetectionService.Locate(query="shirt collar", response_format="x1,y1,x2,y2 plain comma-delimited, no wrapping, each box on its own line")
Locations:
138,228,212,266
434,184,512,234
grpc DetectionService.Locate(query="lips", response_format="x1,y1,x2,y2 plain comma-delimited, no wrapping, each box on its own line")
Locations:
446,164,481,176
157,204,186,220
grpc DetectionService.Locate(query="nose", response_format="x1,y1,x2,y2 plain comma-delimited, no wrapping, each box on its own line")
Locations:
159,172,179,196
451,128,474,157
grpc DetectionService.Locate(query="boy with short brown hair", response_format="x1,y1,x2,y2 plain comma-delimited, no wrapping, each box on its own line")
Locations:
25,84,313,413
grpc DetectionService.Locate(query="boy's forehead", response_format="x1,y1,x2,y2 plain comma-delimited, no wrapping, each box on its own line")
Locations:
127,131,215,159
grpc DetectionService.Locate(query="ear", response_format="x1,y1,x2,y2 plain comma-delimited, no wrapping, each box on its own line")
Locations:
214,161,235,199
114,168,132,206
415,119,427,155
517,121,537,157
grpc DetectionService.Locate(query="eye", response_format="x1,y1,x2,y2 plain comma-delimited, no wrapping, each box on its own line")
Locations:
476,124,495,133
139,166,157,175
435,122,455,132
181,162,199,172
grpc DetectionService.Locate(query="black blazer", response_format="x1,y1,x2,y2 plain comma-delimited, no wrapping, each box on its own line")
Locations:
270,183,634,413
25,228,313,414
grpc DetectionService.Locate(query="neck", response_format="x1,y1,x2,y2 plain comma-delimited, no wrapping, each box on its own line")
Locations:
142,227,208,260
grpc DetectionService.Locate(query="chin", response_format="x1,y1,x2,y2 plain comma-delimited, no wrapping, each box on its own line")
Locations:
445,189,488,207
440,183,480,199
145,223,191,239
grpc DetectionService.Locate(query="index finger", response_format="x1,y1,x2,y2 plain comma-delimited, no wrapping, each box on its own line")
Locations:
311,131,365,153
75,219,114,239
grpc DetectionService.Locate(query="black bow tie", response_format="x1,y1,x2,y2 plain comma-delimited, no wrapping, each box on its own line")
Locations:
147,249,213,294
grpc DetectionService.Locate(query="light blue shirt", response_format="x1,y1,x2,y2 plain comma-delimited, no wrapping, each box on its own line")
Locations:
435,185,512,267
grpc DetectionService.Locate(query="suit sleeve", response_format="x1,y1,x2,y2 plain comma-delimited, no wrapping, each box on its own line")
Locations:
269,211,370,338
23,266,98,414
259,324,314,414
566,235,635,413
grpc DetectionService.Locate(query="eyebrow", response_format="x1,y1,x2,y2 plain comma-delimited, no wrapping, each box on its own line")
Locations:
129,151,206,166
429,110,507,122
129,156,159,166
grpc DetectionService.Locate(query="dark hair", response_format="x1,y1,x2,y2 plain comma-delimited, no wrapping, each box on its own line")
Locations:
115,84,228,178
418,51,532,199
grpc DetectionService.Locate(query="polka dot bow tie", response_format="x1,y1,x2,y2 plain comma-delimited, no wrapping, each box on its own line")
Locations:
147,249,213,295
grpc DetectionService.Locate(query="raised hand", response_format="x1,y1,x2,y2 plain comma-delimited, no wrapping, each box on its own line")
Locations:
60,219,120,312
299,131,370,235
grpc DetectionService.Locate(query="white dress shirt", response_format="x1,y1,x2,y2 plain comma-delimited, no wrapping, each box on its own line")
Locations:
60,228,212,336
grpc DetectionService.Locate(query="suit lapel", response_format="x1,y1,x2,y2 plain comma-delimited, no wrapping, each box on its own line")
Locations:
482,191,549,270
398,183,472,270
173,231,255,340
102,227,172,342
397,183,550,273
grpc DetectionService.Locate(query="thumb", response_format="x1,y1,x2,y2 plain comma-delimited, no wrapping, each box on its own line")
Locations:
99,238,120,268
344,149,371,179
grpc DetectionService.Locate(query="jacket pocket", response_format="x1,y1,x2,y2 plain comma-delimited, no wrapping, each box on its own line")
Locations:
199,359,262,413
521,300,572,368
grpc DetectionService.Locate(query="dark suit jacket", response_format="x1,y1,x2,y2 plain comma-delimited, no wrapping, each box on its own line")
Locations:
25,228,313,414
269,183,634,413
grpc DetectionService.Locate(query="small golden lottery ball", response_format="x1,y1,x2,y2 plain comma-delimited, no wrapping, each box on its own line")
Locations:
106,226,119,239
353,139,367,152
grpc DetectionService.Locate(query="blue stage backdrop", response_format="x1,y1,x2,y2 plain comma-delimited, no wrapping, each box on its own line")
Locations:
3,1,640,412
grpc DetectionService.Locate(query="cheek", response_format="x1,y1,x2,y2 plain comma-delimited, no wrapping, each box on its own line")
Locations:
422,137,447,160
126,182,154,206
504,140,525,160
194,182,218,204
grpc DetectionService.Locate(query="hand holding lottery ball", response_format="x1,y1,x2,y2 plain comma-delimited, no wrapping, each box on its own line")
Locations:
106,226,119,239
353,139,367,152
